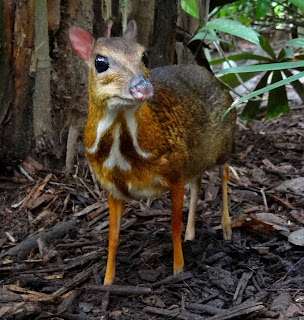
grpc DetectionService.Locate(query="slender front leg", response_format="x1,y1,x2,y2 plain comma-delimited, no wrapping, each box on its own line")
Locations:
185,177,201,241
221,163,232,240
170,180,185,275
104,193,125,285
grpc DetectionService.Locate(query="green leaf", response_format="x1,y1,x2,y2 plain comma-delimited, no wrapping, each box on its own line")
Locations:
222,71,304,118
181,0,199,19
286,38,304,48
277,48,294,61
217,60,304,74
209,53,272,66
240,72,270,121
259,36,276,60
201,19,260,46
256,0,271,20
283,69,304,103
190,32,230,44
290,0,304,11
266,71,289,119
284,48,295,59
219,72,260,89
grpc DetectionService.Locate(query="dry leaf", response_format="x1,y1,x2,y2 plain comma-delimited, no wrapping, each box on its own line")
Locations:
288,228,304,246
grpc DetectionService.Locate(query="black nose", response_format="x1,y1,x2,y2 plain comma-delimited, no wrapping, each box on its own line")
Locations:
130,74,154,101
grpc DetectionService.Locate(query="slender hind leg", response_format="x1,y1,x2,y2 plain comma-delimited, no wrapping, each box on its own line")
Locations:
104,194,125,285
170,180,185,275
221,163,232,240
184,177,201,241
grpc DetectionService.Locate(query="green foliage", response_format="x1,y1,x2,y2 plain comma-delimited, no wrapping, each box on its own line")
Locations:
286,38,304,47
181,0,304,121
218,0,256,26
181,0,199,19
256,0,271,20
212,0,304,29
215,35,304,121
199,19,260,46
190,32,230,44
290,0,304,11
222,71,304,119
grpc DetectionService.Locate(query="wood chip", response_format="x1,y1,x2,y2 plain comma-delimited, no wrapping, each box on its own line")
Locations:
87,284,152,295
5,285,55,302
74,202,107,217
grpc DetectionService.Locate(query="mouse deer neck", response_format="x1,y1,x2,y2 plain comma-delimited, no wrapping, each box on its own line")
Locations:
85,94,150,159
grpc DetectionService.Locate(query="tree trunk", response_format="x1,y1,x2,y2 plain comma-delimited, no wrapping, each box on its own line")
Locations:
0,0,10,128
150,0,177,67
33,0,53,140
123,0,156,48
49,0,94,174
0,0,35,165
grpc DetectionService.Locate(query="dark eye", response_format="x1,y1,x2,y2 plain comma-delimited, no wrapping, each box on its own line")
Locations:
95,55,109,73
142,52,149,67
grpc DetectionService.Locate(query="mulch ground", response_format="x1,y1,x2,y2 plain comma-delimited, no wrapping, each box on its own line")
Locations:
0,106,304,320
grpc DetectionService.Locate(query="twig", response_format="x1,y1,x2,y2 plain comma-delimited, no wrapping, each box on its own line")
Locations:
260,187,269,211
86,284,152,296
18,165,34,182
0,302,41,319
57,290,79,314
233,271,254,305
186,303,222,315
89,164,103,199
17,180,40,213
144,306,207,319
152,272,193,287
207,301,265,320
5,284,55,302
73,202,108,217
78,177,99,202
2,218,77,260
52,261,103,297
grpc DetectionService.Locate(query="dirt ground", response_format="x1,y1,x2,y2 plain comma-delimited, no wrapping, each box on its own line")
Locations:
0,98,304,319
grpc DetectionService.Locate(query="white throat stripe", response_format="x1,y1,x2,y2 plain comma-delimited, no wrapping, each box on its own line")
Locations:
87,111,117,154
125,108,151,158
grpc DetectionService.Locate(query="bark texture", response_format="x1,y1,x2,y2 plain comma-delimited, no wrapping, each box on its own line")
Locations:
123,0,156,48
33,0,53,139
150,0,177,67
0,0,35,165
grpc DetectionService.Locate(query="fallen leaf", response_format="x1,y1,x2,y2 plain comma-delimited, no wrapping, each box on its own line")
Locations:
79,302,93,313
252,167,266,184
253,212,290,234
288,228,304,246
275,177,304,194
204,182,219,202
110,310,122,317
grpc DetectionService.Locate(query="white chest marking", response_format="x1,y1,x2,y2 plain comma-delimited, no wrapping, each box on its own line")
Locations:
104,124,131,171
125,108,152,158
87,111,117,154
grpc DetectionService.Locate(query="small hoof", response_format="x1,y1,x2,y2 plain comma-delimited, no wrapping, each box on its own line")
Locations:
174,265,184,275
222,223,232,241
184,232,195,242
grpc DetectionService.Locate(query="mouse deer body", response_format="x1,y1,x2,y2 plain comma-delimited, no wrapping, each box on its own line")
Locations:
69,21,236,285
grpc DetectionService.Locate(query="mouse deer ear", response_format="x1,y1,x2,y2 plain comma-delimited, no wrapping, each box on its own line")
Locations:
69,27,94,62
123,20,137,41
